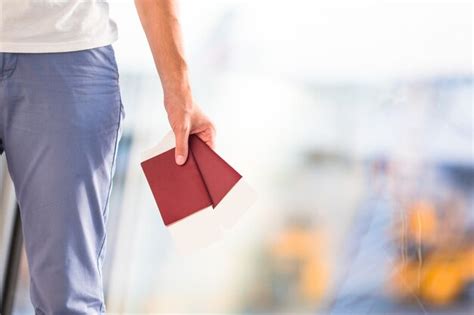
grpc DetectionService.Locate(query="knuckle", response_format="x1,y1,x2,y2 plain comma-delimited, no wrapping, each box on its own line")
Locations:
209,124,217,136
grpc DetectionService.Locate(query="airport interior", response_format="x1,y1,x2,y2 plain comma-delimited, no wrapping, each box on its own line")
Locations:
0,1,472,314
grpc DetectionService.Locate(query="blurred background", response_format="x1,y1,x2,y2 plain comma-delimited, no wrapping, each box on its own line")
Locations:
0,0,472,314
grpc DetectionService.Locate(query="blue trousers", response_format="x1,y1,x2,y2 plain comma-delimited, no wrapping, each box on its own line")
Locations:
0,45,124,314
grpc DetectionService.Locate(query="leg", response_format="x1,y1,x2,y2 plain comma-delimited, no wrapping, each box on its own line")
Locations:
2,46,123,314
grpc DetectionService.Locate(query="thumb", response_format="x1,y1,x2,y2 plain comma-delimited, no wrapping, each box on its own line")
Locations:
174,128,190,165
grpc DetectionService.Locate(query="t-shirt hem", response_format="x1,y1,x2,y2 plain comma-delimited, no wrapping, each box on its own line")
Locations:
0,34,118,53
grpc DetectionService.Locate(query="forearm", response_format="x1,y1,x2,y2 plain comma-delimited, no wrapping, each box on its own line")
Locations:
134,0,192,108
135,0,215,162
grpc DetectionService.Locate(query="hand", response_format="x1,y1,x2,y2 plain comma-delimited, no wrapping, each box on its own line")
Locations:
164,92,216,165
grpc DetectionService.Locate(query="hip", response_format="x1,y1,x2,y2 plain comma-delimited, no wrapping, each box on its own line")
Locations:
0,45,124,135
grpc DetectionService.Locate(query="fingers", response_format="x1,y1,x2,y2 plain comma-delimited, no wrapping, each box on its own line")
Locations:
195,122,216,150
206,124,217,149
174,126,190,165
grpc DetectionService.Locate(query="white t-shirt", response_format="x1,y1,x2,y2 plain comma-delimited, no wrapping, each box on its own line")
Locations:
0,0,118,53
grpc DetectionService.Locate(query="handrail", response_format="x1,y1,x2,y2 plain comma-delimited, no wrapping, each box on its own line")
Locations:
0,204,23,315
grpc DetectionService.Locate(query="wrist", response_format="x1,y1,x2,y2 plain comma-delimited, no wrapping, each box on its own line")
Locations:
164,86,194,113
160,57,190,93
162,74,190,92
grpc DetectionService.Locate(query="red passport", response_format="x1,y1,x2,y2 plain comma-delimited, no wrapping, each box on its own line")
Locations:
141,132,256,252
141,131,256,251
141,134,242,226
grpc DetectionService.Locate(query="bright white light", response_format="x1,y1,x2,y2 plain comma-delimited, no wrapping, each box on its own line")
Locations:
111,0,472,80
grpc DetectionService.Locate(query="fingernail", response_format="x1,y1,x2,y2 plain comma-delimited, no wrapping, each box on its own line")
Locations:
176,155,186,165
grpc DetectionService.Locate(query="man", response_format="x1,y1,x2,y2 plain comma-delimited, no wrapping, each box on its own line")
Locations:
0,0,215,313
